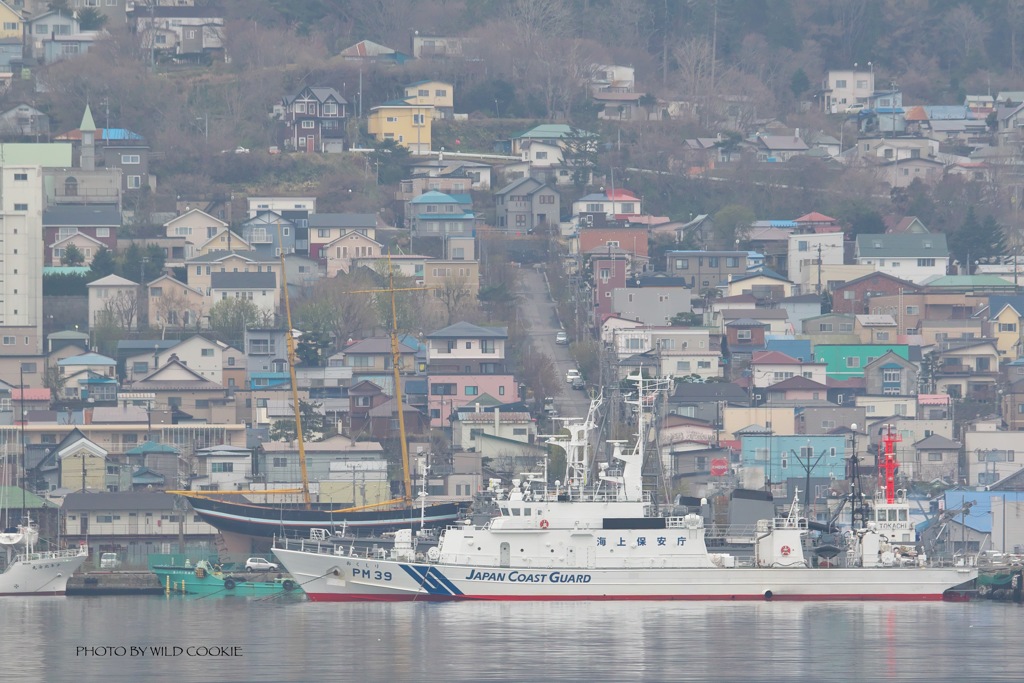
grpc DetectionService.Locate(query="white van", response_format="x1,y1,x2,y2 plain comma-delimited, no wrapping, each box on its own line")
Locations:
100,553,121,569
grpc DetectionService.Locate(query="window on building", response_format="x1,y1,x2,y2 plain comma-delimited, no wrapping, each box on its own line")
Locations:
819,323,833,332
121,154,141,164
132,362,149,374
13,172,27,180
431,383,456,396
465,386,478,396
737,330,752,340
13,203,26,211
846,357,861,368
883,368,901,383
917,258,935,267
127,176,141,189
1000,323,1018,333
272,457,287,468
211,462,234,473
301,120,315,129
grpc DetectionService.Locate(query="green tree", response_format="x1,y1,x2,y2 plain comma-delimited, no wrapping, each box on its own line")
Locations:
208,298,260,348
77,7,107,30
89,246,117,279
711,205,755,248
61,244,85,267
835,201,886,237
670,312,703,327
119,243,166,283
562,127,598,190
270,399,327,442
789,68,810,99
368,138,411,185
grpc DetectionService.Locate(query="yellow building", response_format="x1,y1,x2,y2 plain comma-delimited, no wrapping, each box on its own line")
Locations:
403,80,454,119
0,1,22,40
367,100,432,154
991,302,1024,357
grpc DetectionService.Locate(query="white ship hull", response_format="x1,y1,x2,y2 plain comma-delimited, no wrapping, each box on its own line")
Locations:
273,547,977,602
0,547,89,596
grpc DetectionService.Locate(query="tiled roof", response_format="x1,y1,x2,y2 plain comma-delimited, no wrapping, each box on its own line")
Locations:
752,351,803,365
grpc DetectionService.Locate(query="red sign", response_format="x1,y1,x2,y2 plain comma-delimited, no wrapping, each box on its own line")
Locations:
710,459,729,476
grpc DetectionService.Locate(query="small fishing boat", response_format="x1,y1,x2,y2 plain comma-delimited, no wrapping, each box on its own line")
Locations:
151,560,304,598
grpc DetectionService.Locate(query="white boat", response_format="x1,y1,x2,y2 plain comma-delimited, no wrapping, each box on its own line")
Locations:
0,514,88,596
274,376,978,602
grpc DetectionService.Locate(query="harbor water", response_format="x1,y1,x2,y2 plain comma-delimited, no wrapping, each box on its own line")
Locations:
3,597,1024,682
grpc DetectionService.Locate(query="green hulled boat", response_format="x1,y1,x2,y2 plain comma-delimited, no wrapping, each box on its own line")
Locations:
151,560,304,598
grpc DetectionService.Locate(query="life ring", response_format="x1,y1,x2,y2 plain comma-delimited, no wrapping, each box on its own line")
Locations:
539,519,550,529
780,545,792,557
224,577,236,590
283,579,295,591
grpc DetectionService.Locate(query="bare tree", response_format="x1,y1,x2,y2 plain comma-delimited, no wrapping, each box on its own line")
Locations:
436,273,475,325
152,290,204,334
942,4,990,67
103,291,139,330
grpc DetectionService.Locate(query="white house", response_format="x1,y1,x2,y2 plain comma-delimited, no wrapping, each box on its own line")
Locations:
787,232,844,289
749,351,827,388
87,274,139,328
854,234,949,285
571,188,642,217
824,69,875,113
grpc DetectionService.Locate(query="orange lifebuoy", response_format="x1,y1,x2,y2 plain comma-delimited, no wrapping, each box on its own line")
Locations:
539,519,549,529
780,545,792,557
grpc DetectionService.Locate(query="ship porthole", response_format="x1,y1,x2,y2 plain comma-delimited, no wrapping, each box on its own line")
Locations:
763,590,773,601
333,569,341,577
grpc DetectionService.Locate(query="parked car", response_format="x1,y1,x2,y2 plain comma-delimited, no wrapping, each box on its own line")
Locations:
99,553,121,569
555,331,568,345
571,376,585,390
245,557,279,572
543,397,556,414
565,368,581,383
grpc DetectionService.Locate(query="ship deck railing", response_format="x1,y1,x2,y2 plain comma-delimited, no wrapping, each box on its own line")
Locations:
276,536,419,561
13,547,86,563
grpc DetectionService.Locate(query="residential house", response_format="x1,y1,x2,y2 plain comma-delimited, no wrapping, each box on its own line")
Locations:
739,434,847,487
985,296,1024,358
611,284,691,326
571,188,642,218
194,228,252,258
408,191,474,238
425,322,515,427
283,253,322,298
309,213,378,262
814,344,911,380
832,272,921,315
667,382,749,425
125,335,244,390
131,4,226,62
347,379,387,432
423,259,480,296
802,313,857,343
787,231,844,290
452,409,536,450
910,435,961,484
102,139,152,197
853,314,899,345
578,228,649,268
127,358,234,424
55,428,106,491
869,291,983,339
359,398,431,441
257,435,385,488
0,1,22,68
510,124,596,186
753,133,809,161
591,255,628,323
0,103,49,138
724,318,768,360
324,232,382,277
935,340,999,400
863,351,918,396
342,337,417,375
796,406,866,435
749,351,827,388
87,275,139,329
720,309,790,336
398,160,492,196
43,205,120,266
209,272,278,319
823,69,875,113
493,176,560,233
402,80,454,119
339,39,411,64
725,271,795,302
854,234,949,285
50,232,106,268
666,250,749,290
277,86,347,153
243,329,290,374
192,444,252,491
877,157,946,188
367,100,432,154
611,326,720,380
163,208,229,261
239,211,295,260
411,34,465,59
146,275,205,331
186,251,280,299
963,422,1024,486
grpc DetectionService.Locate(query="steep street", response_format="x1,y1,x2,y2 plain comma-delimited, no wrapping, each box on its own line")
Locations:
516,266,592,424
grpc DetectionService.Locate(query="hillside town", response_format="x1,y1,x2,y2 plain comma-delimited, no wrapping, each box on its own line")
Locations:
0,0,1022,571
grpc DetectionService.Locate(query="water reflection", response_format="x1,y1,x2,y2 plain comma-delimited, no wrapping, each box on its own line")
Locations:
3,598,1022,683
